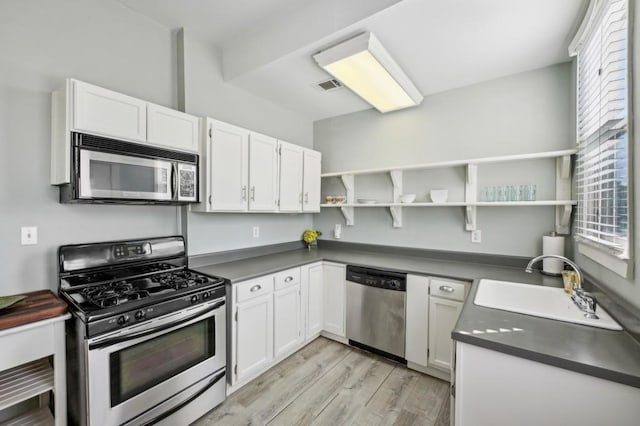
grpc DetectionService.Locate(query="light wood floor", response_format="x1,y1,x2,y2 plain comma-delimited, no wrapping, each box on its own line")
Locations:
194,337,451,426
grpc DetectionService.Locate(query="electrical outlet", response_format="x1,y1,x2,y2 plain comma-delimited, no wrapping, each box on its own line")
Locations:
471,230,482,243
334,224,342,239
253,226,260,238
21,226,38,245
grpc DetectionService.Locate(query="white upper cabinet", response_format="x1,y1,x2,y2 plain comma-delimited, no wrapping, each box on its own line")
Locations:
72,79,147,142
249,132,279,211
206,119,249,211
146,102,200,153
278,141,304,212
302,150,322,212
194,118,322,214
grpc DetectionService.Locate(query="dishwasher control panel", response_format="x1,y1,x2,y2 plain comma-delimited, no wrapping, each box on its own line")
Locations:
346,265,407,291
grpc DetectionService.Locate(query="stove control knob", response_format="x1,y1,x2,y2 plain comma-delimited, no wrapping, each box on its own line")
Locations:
117,315,129,326
135,311,145,321
202,291,210,300
191,295,199,304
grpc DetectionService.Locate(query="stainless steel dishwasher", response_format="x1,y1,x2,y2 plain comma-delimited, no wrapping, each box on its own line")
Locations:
346,265,407,363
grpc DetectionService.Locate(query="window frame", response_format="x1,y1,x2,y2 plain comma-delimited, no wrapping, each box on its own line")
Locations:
570,0,634,278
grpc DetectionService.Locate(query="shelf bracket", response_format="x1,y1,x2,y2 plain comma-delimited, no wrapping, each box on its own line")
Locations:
389,206,403,228
555,156,573,234
465,164,478,231
340,206,355,226
389,170,403,227
340,174,355,226
465,206,477,231
556,205,572,234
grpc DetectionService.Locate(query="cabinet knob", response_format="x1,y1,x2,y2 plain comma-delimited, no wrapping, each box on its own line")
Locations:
250,284,262,292
251,186,256,201
304,192,309,204
241,186,247,200
439,285,455,293
285,276,293,283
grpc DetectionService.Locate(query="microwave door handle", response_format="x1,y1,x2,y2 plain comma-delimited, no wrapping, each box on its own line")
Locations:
88,300,225,350
171,163,178,199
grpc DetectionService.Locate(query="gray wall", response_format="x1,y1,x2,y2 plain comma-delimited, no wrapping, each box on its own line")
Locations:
573,3,640,310
179,30,315,255
314,63,574,257
0,0,181,296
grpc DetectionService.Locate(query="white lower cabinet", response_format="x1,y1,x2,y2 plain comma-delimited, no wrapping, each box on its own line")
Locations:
273,283,303,360
235,292,274,383
322,262,346,337
405,275,430,367
303,262,324,339
428,278,467,372
405,276,468,379
454,342,640,426
428,297,463,371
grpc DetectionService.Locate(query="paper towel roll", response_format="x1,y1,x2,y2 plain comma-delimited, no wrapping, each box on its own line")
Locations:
542,233,565,275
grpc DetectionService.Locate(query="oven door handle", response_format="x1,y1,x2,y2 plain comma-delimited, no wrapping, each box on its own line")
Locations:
138,368,226,426
89,300,225,351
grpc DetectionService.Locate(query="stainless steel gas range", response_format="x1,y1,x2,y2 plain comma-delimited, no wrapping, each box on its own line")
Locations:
58,236,227,426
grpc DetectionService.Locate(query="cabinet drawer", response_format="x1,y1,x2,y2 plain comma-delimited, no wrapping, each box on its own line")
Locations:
236,276,274,303
274,268,301,290
430,278,468,301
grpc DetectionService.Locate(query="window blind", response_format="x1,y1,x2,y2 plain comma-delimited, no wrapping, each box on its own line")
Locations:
574,0,629,257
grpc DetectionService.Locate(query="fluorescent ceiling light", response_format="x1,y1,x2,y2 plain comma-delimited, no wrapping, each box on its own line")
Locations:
313,32,423,113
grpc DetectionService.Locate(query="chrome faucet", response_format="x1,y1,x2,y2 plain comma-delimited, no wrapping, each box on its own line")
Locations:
525,255,598,319
524,254,583,286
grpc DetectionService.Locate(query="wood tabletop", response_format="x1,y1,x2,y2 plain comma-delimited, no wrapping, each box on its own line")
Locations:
0,290,68,331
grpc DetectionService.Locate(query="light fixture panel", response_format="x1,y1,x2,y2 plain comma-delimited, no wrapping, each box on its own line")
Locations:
313,32,423,113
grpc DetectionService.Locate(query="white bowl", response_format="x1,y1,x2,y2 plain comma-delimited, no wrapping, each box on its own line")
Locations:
400,194,416,203
430,189,448,203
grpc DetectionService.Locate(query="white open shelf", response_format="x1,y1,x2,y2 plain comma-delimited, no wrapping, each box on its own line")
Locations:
320,149,577,231
0,359,54,411
321,201,577,208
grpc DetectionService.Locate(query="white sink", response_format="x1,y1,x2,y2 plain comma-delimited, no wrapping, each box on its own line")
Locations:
474,279,622,330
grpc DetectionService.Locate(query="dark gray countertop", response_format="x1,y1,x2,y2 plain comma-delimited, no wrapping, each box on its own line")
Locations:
192,245,640,389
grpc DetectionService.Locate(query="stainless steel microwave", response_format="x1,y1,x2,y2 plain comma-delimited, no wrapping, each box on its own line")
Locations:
60,132,198,204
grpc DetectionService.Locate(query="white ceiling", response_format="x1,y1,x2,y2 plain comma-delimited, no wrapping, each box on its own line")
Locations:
119,0,587,121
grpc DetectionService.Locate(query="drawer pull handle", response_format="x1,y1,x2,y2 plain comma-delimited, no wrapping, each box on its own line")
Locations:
284,276,293,283
439,285,455,293
250,284,262,292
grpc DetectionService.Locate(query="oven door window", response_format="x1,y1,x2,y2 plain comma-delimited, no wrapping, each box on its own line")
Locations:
79,149,173,200
110,317,215,406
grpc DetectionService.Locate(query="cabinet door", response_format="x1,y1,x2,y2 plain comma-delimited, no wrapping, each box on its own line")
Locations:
236,294,273,383
406,275,429,367
209,120,249,211
305,263,324,339
72,79,147,142
249,133,278,211
428,297,463,371
273,284,303,359
147,103,200,153
302,150,322,212
322,263,345,337
278,141,303,212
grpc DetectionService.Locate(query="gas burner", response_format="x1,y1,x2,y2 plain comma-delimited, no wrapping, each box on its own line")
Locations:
82,281,151,308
